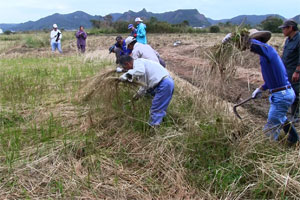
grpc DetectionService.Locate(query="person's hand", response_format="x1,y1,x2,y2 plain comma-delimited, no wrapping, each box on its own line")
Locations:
252,88,262,99
119,73,128,82
222,33,232,44
116,67,123,73
292,71,300,82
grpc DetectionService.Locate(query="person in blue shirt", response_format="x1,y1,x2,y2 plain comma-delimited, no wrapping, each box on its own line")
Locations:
128,24,137,38
223,29,299,145
109,36,132,66
135,17,147,44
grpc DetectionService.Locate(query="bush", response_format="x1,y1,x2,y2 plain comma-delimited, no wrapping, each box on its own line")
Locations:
260,16,283,33
209,25,220,33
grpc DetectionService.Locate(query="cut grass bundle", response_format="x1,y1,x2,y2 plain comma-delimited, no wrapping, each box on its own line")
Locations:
207,28,250,81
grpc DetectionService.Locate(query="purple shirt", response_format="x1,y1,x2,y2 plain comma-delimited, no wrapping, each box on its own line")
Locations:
76,31,87,46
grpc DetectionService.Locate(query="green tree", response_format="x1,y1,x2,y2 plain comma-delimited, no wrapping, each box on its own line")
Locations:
209,25,220,33
260,16,283,33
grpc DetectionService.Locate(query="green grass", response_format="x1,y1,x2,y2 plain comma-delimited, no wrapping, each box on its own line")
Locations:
0,33,300,199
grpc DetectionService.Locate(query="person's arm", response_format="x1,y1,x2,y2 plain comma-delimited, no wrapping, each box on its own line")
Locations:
58,31,62,40
137,25,146,37
292,40,300,82
75,31,80,38
131,48,141,60
50,31,56,39
250,39,271,62
82,31,87,39
127,60,145,78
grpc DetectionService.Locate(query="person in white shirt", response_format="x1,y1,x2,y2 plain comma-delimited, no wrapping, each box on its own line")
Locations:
50,24,62,53
125,36,166,67
119,55,174,127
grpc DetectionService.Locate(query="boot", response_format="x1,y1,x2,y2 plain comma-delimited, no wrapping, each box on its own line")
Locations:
283,121,299,144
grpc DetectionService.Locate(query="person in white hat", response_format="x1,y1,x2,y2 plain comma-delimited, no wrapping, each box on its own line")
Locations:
135,17,147,44
223,29,299,146
50,24,62,53
125,36,166,67
118,55,174,127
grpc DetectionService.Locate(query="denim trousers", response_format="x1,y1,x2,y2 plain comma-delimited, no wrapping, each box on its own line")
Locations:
264,88,295,140
150,77,174,126
51,42,62,53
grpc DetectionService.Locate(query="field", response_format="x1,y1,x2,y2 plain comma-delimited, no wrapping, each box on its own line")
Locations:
0,32,299,199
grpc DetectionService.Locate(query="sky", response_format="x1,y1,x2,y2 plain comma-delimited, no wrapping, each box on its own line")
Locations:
0,0,300,23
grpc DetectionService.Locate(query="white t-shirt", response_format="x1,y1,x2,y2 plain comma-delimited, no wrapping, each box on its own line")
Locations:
50,29,62,43
127,58,169,94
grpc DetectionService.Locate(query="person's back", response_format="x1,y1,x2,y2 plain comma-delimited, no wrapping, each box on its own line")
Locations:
132,43,159,63
250,39,290,90
135,18,147,44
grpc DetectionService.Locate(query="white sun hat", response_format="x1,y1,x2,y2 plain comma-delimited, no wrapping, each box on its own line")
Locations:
135,17,143,22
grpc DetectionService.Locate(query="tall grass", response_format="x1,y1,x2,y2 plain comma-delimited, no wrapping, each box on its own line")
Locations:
0,32,299,199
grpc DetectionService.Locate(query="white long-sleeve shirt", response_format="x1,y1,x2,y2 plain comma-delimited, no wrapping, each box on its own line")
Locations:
132,43,160,63
50,29,62,43
127,58,169,94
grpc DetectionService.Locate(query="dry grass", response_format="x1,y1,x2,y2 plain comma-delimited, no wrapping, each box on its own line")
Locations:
2,32,300,199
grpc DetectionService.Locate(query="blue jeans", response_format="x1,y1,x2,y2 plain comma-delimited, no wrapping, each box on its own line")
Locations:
264,88,295,140
51,42,62,53
150,77,174,126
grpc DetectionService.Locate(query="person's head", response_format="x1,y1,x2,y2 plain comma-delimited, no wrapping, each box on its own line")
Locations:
128,24,135,30
125,36,137,50
79,26,84,31
119,55,134,70
135,17,143,25
116,35,123,45
53,24,58,30
249,29,272,43
279,19,299,37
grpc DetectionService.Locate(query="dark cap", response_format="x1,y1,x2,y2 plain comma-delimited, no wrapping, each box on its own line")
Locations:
278,19,298,29
116,35,122,42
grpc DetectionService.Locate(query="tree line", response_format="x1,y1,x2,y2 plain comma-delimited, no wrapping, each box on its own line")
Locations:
89,15,288,35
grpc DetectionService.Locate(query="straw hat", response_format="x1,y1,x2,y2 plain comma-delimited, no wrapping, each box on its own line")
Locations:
249,29,271,43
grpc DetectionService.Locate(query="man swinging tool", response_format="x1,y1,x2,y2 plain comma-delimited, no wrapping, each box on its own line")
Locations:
223,29,299,145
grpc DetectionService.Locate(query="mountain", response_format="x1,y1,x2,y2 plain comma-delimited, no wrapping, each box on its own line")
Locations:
0,24,17,31
209,14,286,26
117,9,210,27
293,15,300,24
109,13,123,22
9,11,100,31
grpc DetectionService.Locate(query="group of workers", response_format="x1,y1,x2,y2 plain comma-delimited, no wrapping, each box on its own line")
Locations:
50,17,300,144
223,19,300,146
50,24,87,53
109,17,173,127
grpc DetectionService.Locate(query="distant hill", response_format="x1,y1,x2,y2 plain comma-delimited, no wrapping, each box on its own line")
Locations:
1,9,300,32
9,11,100,31
293,15,300,24
0,24,17,31
209,14,286,26
117,9,210,27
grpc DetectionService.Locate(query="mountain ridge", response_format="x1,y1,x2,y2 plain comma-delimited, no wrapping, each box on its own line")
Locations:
0,9,299,31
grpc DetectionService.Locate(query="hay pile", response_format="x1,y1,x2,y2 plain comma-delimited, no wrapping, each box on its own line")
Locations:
77,68,144,103
207,28,250,81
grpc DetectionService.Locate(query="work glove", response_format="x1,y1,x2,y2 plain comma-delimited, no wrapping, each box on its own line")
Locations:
119,73,133,82
222,33,232,44
252,88,262,99
116,67,123,73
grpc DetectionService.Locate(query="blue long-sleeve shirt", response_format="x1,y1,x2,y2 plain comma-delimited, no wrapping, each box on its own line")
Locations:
136,23,147,44
250,39,290,91
115,40,132,55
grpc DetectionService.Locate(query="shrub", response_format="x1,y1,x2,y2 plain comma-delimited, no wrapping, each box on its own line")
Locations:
209,25,220,33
